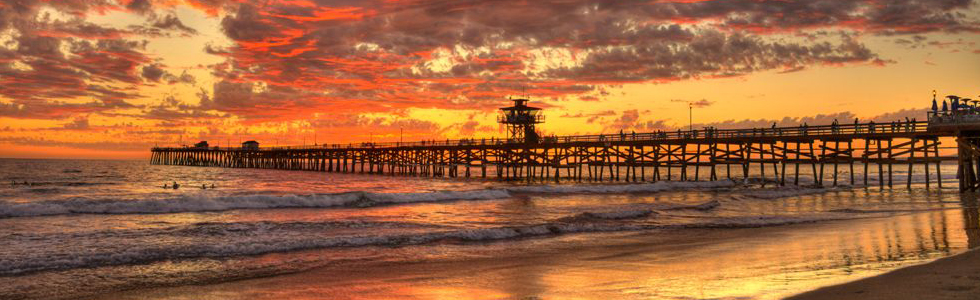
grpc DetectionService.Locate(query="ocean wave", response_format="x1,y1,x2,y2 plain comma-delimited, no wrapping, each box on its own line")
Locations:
505,180,737,194
0,180,738,218
0,212,841,276
662,199,721,211
0,189,509,218
738,186,837,199
827,207,952,214
558,209,656,222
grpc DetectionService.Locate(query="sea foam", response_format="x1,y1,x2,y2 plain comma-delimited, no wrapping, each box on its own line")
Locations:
0,180,737,218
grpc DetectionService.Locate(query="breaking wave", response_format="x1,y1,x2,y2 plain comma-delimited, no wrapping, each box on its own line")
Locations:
0,209,840,276
738,186,837,199
0,180,737,218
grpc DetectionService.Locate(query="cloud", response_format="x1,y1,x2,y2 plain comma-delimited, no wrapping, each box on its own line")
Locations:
672,99,714,108
140,64,196,84
141,64,166,82
129,14,199,37
1,0,978,156
62,116,89,130
195,0,967,121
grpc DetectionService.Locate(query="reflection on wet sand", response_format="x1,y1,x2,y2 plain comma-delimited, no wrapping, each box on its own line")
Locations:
105,194,980,300
960,193,980,249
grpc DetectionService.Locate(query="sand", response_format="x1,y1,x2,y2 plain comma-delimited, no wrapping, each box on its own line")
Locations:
786,248,980,300
91,210,979,300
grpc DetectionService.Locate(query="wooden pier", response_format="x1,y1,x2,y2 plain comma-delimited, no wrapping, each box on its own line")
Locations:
153,93,980,191
151,121,974,189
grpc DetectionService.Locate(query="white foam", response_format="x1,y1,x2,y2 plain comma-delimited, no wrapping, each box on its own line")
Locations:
0,212,839,276
664,199,721,211
505,180,737,194
739,187,836,199
0,180,739,218
560,209,656,222
0,190,510,218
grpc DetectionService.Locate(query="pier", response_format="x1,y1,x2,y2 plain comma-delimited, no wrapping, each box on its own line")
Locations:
151,96,980,191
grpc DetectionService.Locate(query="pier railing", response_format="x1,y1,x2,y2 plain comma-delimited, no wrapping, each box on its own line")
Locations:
152,121,934,151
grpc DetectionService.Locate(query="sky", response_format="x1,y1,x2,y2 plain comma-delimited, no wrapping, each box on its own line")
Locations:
0,0,979,159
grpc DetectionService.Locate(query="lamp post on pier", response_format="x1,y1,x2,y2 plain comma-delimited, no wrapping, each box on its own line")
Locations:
689,103,693,131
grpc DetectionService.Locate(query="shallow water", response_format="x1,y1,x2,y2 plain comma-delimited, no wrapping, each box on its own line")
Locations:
0,158,975,299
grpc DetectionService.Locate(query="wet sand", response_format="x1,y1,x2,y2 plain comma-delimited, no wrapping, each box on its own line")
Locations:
93,209,979,300
787,247,980,300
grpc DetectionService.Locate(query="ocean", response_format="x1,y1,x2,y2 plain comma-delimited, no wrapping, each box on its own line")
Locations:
0,158,977,299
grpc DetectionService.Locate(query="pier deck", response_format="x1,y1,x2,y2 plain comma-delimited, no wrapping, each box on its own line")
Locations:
151,121,980,189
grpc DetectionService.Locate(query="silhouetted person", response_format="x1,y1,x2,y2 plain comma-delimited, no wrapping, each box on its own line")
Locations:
943,101,949,113
163,183,169,189
210,183,215,189
201,184,207,189
172,181,180,189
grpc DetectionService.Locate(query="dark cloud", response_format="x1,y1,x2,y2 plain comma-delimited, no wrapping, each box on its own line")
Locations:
672,99,714,108
62,116,89,130
141,63,166,82
0,136,151,151
140,64,196,84
129,14,199,37
220,3,281,42
125,0,152,14
1,0,977,139
189,0,980,120
138,95,225,120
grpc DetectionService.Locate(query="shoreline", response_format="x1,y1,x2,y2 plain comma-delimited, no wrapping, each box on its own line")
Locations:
786,247,980,300
91,210,975,300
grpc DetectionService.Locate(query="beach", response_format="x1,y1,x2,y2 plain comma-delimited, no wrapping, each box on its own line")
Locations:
94,205,980,300
1,159,977,300
789,240,980,300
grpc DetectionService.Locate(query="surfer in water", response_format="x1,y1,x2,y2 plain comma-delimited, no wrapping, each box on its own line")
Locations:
172,181,180,189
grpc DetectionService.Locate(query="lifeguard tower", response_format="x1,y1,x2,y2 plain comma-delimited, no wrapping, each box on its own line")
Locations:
498,98,545,143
